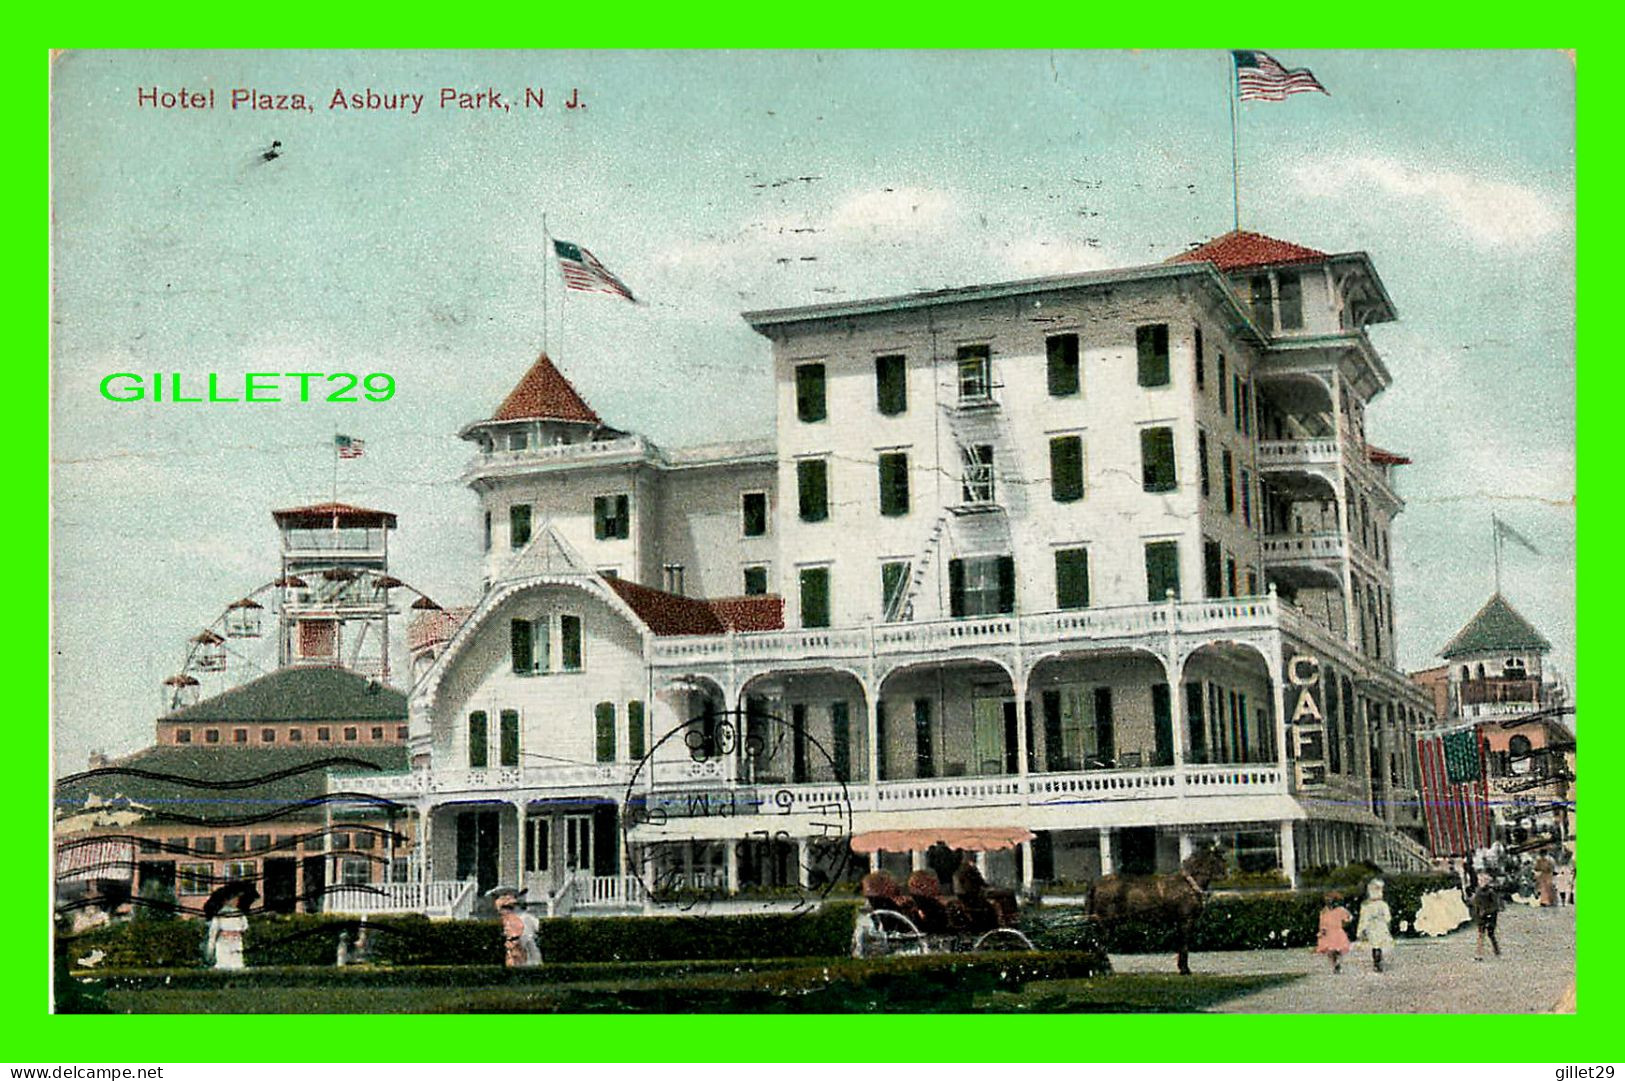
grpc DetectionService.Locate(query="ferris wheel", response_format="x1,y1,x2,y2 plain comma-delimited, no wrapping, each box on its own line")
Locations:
160,502,443,712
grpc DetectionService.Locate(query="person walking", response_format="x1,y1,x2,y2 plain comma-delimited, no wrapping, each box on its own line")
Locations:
1355,878,1395,972
1534,851,1556,907
1472,872,1502,959
1315,892,1353,974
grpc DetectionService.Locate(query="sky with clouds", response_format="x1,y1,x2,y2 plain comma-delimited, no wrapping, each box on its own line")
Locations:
49,50,1574,771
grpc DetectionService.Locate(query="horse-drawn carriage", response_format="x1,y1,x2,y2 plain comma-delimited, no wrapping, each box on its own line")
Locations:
851,862,1035,958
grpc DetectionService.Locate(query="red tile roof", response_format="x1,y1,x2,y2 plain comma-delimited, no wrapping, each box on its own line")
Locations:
491,353,601,425
1367,445,1412,466
407,605,475,652
1167,230,1328,272
601,577,786,637
271,502,398,528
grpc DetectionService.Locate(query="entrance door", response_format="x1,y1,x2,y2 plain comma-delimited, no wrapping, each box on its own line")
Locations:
972,697,1006,776
1119,827,1157,875
262,857,299,914
456,810,502,895
136,860,176,914
565,814,593,886
301,855,326,912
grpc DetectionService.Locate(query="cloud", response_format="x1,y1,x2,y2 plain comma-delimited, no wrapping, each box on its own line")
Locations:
1288,154,1569,248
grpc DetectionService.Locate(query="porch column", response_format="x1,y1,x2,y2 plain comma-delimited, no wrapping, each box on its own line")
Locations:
511,799,527,890
417,802,433,892
869,849,881,872
1098,828,1115,876
1279,820,1299,888
1165,655,1187,773
683,841,696,889
798,839,812,888
1178,832,1195,861
726,840,739,895
974,850,987,875
1012,667,1030,796
1267,618,1290,775
911,849,927,872
1020,840,1035,890
865,689,881,800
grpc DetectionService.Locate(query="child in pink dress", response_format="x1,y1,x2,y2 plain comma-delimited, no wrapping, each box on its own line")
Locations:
1315,892,1353,973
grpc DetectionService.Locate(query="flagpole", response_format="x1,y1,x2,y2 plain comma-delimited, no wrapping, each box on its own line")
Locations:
1492,514,1503,596
332,428,339,507
542,213,551,355
1228,52,1241,232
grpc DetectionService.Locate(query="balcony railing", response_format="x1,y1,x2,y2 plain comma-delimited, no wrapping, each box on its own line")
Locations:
649,595,1282,669
338,762,635,797
469,435,652,471
324,879,474,917
1459,679,1540,707
1261,532,1346,561
1257,439,1339,468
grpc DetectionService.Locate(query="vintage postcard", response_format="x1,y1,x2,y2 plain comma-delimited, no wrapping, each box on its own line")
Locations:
49,49,1575,1020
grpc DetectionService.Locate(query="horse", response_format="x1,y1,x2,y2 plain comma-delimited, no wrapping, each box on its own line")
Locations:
1087,846,1229,975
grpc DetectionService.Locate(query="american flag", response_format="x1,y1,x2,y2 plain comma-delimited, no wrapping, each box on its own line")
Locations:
1233,50,1329,102
335,433,365,459
553,239,637,302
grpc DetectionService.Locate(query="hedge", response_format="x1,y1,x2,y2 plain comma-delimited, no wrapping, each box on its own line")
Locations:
1024,873,1459,953
60,902,864,969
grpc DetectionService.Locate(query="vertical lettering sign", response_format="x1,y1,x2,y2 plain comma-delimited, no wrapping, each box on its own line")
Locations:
1287,654,1327,788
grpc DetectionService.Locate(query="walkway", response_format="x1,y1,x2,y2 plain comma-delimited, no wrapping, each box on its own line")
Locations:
1108,902,1576,1013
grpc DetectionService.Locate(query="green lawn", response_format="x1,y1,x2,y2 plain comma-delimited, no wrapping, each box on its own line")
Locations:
91,965,1300,1014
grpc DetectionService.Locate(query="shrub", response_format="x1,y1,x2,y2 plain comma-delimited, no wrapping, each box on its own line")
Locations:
65,917,207,969
535,901,860,963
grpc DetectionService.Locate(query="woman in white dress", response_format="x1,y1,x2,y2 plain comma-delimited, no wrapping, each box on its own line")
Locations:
1355,878,1395,973
207,902,248,970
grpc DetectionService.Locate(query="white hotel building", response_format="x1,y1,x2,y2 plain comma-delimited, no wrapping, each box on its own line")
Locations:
341,230,1434,918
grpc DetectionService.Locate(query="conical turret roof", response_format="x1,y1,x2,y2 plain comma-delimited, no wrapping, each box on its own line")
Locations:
1439,593,1552,660
490,353,601,425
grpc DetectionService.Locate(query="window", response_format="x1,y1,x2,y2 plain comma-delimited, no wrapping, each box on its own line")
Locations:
176,729,192,744
1055,547,1090,610
797,459,829,522
525,817,550,873
662,564,686,595
1050,435,1084,503
1046,333,1080,396
316,727,330,742
1277,271,1303,330
260,728,275,743
344,726,357,742
511,617,545,674
193,836,217,855
227,860,257,883
875,354,907,415
830,702,852,782
1145,541,1181,601
1222,449,1235,513
1249,274,1273,328
224,834,246,854
355,832,376,851
205,728,219,744
741,492,769,537
1240,469,1252,526
288,728,303,743
1140,427,1177,492
233,728,248,744
302,834,324,852
948,555,1015,617
499,709,519,767
1241,379,1253,435
914,698,935,779
795,362,827,423
510,503,532,549
561,614,583,671
1198,430,1211,498
878,452,910,517
1218,356,1228,414
1203,539,1222,599
957,345,992,402
178,864,211,894
881,560,911,616
799,567,831,628
961,444,995,505
483,510,492,552
1185,683,1208,765
628,700,646,761
365,726,380,740
1151,684,1174,767
341,858,370,887
594,494,630,540
791,705,809,783
1194,326,1205,389
595,702,616,763
1226,557,1238,597
468,710,488,768
743,565,769,595
1136,324,1170,387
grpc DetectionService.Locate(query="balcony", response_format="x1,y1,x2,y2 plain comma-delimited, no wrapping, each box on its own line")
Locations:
337,761,636,798
1262,531,1346,562
464,434,654,479
1459,678,1540,708
1257,438,1339,470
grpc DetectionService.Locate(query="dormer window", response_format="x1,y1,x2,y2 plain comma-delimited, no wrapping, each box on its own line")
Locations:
510,429,529,451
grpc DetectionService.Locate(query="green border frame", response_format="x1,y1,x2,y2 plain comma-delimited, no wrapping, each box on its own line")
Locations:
28,25,1608,1062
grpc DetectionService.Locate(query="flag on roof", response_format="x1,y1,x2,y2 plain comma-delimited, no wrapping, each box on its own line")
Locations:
1494,514,1540,556
1233,50,1329,101
335,434,365,459
1443,727,1483,784
553,239,637,302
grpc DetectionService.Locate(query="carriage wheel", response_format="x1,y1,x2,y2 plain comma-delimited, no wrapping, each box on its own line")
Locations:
972,927,1036,952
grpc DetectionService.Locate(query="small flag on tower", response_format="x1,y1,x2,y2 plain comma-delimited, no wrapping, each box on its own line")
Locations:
1494,514,1540,555
335,434,365,459
1233,50,1330,101
553,239,637,302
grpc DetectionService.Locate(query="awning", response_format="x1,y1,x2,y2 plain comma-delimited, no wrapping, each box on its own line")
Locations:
849,827,1035,855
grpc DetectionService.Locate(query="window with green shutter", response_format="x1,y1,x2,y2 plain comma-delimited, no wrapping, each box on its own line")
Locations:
1185,682,1207,765
743,565,768,595
595,702,616,763
509,503,532,549
1151,683,1174,767
1145,541,1181,601
830,701,852,782
627,700,646,761
511,618,535,675
1203,539,1222,599
797,459,829,522
878,452,910,516
949,555,1014,617
1136,324,1170,387
881,560,910,616
499,709,520,767
1046,333,1080,396
594,494,630,540
795,362,827,423
914,698,935,779
1194,326,1205,389
1050,435,1083,503
1222,449,1235,513
1198,429,1211,498
468,711,488,768
1140,427,1177,492
1218,355,1229,414
1055,547,1090,610
875,355,907,415
560,614,583,671
741,492,769,537
799,566,831,628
